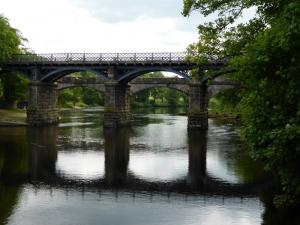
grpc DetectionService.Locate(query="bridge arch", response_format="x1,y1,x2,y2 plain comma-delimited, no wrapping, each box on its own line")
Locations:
41,67,108,83
57,83,106,93
130,84,189,96
118,67,191,83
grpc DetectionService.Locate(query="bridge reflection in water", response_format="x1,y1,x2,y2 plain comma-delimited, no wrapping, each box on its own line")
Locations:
21,126,267,198
0,113,277,225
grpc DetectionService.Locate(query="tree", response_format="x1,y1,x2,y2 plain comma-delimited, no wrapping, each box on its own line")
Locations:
82,88,104,106
0,15,27,108
183,0,300,205
0,15,22,62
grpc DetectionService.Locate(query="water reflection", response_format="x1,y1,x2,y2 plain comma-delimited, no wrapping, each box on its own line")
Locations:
188,130,207,188
104,128,129,186
28,127,57,182
0,117,265,195
0,128,28,225
1,110,296,225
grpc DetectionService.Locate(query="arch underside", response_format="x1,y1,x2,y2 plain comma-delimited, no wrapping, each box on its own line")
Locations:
58,83,189,96
57,83,106,93
130,84,189,96
7,66,192,84
41,67,108,82
117,67,191,83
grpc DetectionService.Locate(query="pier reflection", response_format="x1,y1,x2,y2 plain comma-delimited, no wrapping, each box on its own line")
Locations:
28,127,58,182
188,130,207,189
104,128,130,186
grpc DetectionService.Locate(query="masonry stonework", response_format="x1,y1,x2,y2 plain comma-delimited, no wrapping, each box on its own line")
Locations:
27,82,59,126
104,81,131,128
188,82,208,130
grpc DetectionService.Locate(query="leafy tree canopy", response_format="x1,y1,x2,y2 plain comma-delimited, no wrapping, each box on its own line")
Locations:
183,0,300,205
0,15,28,108
0,15,23,62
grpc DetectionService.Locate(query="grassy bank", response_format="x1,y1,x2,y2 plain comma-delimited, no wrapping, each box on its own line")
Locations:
0,109,27,126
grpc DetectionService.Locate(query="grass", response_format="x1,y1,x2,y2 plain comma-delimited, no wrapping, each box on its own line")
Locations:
0,109,27,125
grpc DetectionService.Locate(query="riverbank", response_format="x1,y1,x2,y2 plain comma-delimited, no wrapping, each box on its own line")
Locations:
0,109,27,126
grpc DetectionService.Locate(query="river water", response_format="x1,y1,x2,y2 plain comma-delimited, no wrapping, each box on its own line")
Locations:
0,108,276,225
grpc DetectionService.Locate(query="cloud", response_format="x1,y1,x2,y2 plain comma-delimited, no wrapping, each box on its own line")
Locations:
0,0,255,53
72,0,185,23
0,0,200,53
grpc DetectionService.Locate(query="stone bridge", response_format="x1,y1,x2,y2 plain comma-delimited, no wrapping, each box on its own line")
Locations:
57,76,237,98
0,52,234,129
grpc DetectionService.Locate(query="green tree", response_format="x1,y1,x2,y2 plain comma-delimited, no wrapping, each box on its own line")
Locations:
58,88,82,108
0,15,27,108
0,15,22,61
183,0,300,205
82,88,104,106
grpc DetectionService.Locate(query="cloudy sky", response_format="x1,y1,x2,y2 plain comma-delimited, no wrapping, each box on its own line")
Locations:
0,0,204,53
0,0,255,53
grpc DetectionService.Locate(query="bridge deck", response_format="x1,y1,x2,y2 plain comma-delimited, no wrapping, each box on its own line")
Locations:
0,52,225,69
3,52,189,65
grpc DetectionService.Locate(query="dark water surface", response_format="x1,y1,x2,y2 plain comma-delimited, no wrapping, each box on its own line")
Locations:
0,108,276,225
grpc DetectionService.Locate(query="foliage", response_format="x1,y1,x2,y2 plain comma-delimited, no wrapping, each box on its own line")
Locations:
57,72,105,108
0,72,28,108
132,72,188,107
58,87,104,108
132,87,187,107
209,88,241,115
183,0,300,205
0,15,27,108
0,15,23,61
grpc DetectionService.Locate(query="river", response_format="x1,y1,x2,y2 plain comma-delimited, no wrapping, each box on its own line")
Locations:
0,108,282,225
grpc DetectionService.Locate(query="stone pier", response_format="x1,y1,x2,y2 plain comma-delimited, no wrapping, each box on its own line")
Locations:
27,82,59,126
188,82,208,130
103,81,131,128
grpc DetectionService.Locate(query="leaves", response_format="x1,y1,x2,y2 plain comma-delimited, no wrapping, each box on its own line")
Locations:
184,0,300,205
0,15,27,108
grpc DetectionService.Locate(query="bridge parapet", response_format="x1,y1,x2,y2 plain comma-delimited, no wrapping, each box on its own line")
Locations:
3,52,189,65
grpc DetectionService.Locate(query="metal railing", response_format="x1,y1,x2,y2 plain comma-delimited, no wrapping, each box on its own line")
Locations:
5,52,188,64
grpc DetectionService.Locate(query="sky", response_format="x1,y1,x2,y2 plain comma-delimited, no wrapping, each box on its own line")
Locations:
0,0,256,53
0,0,203,53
